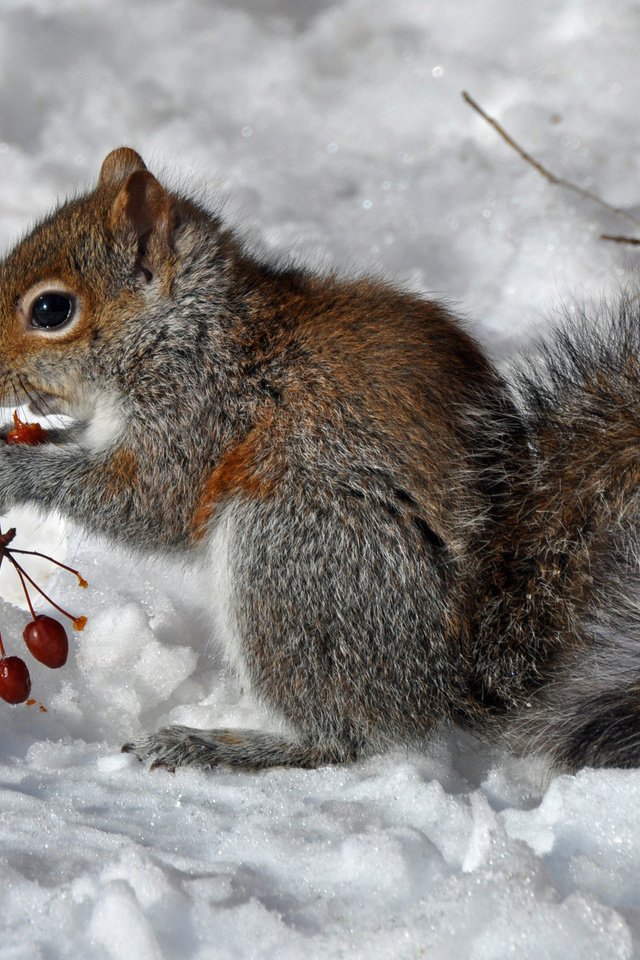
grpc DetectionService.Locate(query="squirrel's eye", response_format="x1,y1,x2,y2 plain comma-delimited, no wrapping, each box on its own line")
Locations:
30,293,75,330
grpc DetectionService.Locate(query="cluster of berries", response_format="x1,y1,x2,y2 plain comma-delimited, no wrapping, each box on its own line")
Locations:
0,413,87,705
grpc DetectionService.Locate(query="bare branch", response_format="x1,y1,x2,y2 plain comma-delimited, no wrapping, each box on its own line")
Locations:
601,234,640,246
462,91,640,231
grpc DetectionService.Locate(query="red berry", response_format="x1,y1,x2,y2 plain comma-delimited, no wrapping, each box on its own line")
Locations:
0,656,32,703
23,616,69,668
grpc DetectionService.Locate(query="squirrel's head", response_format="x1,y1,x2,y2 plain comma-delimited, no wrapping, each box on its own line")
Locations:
0,147,187,422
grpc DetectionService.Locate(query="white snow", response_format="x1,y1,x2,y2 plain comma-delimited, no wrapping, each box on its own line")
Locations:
1,0,640,957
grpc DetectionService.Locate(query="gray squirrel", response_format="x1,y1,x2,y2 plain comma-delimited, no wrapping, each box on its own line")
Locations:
0,146,637,772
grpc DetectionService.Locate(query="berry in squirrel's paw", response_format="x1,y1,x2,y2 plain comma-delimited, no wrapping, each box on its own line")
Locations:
6,411,46,445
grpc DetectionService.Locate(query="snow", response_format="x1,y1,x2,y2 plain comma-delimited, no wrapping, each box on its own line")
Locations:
1,0,640,957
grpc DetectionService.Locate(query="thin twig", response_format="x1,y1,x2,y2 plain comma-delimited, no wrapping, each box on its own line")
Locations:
462,90,640,232
601,233,640,246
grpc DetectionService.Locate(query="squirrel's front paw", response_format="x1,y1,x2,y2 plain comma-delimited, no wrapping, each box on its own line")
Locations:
0,440,23,504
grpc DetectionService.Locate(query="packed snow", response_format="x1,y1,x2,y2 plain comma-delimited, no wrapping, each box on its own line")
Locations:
1,0,640,957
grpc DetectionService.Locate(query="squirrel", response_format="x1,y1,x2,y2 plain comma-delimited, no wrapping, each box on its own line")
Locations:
0,145,636,773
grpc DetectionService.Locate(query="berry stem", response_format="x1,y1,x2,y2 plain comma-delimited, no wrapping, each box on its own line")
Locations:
9,549,88,588
13,563,36,619
0,525,16,575
0,632,5,658
0,528,16,550
6,555,81,625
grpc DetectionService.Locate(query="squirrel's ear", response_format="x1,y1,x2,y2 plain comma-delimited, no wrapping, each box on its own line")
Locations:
99,147,147,187
109,169,174,280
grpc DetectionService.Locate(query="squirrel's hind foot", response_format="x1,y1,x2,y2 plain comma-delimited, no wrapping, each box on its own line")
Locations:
122,725,357,771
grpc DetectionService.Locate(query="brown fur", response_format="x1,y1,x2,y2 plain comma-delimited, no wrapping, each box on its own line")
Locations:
104,448,139,498
191,413,280,539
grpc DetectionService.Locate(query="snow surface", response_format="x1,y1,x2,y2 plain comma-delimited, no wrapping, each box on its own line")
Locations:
1,0,640,957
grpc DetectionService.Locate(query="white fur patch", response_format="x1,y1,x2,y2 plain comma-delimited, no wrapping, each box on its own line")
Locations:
82,391,124,452
206,504,247,685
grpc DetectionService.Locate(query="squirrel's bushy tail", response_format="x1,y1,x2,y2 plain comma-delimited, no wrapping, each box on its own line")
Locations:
494,294,640,769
